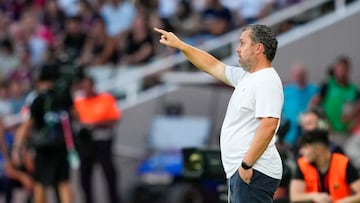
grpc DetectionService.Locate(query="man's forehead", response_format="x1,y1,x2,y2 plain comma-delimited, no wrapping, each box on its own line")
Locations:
303,113,318,120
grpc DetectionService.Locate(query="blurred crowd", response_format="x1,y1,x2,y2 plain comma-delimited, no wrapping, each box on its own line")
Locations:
1,0,360,203
275,55,360,203
0,0,308,131
0,0,303,84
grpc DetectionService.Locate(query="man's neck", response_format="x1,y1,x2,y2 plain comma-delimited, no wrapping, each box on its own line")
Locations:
296,82,306,89
316,150,331,173
250,60,272,73
336,77,348,86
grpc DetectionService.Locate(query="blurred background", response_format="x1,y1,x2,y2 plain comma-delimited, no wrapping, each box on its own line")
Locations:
1,0,360,202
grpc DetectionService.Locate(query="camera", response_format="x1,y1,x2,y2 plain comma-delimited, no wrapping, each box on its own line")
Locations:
182,147,225,180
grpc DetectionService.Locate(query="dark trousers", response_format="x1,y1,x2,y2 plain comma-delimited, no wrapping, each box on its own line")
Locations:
228,169,280,203
0,176,12,203
79,140,120,203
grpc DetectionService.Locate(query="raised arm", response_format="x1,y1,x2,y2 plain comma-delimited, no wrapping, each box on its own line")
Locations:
154,28,230,85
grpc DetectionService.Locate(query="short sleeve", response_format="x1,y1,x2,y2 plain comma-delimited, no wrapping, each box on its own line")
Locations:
346,160,360,184
255,79,283,119
293,162,305,180
319,83,328,98
225,65,247,87
30,95,43,120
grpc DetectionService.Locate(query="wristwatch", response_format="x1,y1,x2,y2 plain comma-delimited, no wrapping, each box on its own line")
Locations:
241,161,253,170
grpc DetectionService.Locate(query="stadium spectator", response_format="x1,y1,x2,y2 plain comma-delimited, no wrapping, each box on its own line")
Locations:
221,0,276,26
200,0,233,37
12,64,74,203
58,0,80,17
156,0,180,31
7,22,27,58
118,13,155,65
80,16,118,66
343,99,360,171
20,11,50,66
74,75,122,203
42,0,66,38
311,56,360,143
348,99,360,136
8,80,27,114
0,0,25,21
290,129,360,203
0,38,21,80
0,82,12,117
100,0,136,38
60,15,88,66
78,0,99,32
168,0,201,40
282,63,319,146
298,108,344,154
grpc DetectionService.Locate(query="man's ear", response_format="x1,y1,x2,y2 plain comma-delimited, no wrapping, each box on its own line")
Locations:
255,43,265,56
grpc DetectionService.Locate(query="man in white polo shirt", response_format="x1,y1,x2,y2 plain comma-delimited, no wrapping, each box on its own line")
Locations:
154,24,283,203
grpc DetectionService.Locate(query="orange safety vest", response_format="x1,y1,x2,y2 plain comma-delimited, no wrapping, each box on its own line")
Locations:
74,92,121,125
297,153,352,202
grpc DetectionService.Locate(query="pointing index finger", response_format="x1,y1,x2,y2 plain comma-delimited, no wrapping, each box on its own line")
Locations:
154,27,167,35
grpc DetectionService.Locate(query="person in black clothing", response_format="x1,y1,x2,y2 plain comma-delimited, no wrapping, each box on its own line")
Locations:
80,16,118,66
200,0,233,37
62,15,87,65
12,64,74,203
119,13,155,65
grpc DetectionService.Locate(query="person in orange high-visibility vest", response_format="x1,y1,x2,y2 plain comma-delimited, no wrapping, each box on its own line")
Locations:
74,76,122,203
290,129,360,203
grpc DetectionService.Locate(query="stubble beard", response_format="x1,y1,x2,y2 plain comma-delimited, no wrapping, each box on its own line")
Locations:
239,59,251,72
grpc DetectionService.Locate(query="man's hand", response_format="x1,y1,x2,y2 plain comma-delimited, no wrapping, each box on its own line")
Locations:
313,192,332,203
154,27,229,85
154,28,184,49
20,174,33,191
238,166,253,184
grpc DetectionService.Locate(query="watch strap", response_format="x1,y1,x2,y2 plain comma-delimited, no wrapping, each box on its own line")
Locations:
241,161,253,170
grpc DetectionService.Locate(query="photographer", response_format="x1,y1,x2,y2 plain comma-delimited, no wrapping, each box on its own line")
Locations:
12,64,75,203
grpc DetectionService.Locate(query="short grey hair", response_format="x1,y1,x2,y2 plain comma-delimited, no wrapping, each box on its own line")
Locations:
243,24,278,62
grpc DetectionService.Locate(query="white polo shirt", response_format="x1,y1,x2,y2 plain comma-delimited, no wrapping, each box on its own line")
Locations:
221,65,283,179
